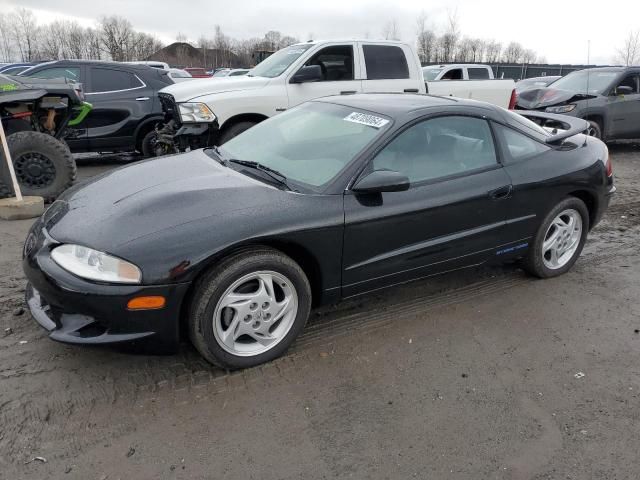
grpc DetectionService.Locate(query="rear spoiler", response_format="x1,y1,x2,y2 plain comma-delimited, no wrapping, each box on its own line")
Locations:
517,111,589,145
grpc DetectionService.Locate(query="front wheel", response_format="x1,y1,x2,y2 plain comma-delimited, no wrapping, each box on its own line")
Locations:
188,248,311,369
522,197,589,278
585,120,603,140
217,121,257,145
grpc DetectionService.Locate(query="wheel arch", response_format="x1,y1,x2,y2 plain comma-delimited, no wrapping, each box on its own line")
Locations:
133,116,163,151
567,189,598,229
178,240,325,337
219,113,268,133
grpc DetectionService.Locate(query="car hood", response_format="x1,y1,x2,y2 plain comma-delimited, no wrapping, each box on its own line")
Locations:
43,150,284,253
159,76,270,102
516,87,597,109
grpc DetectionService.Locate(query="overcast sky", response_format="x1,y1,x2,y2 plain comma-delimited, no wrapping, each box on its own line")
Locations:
2,0,637,64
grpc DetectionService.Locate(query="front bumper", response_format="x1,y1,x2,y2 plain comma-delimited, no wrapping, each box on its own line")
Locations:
158,92,218,149
23,226,190,352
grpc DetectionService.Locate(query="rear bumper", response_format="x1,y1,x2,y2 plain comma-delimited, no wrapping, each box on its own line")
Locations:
23,234,190,352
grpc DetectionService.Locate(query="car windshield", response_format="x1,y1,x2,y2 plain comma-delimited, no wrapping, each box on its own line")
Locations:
550,70,620,94
250,44,313,78
423,67,443,81
218,102,390,192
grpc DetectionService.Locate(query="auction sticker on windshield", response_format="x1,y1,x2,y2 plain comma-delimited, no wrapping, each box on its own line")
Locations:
344,112,390,129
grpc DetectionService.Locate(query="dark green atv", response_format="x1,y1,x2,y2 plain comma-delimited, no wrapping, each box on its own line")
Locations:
0,74,91,202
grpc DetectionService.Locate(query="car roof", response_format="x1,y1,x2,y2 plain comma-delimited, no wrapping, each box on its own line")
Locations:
26,60,159,72
313,93,488,118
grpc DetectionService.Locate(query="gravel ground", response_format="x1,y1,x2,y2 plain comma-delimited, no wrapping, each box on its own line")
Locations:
0,146,639,479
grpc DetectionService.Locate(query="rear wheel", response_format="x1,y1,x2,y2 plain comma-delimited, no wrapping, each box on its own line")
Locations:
218,121,256,145
141,130,159,157
522,197,589,278
188,248,311,369
0,132,76,202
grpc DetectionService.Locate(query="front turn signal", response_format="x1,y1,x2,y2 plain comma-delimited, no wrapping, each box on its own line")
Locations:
127,296,166,310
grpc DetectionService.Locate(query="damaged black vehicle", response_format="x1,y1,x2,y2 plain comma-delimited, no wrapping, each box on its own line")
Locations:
516,67,640,141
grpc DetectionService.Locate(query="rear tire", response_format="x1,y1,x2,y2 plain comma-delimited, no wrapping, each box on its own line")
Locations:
0,132,76,202
218,121,256,145
522,197,589,278
188,247,311,369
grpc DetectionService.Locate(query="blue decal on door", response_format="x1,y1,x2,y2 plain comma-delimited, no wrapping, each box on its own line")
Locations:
496,243,529,256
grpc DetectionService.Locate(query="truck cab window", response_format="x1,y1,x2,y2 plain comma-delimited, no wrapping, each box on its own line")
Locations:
362,45,409,80
441,69,463,80
468,68,490,80
303,45,354,81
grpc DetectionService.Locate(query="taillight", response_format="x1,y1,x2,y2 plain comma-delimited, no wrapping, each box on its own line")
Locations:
605,150,613,177
508,89,517,110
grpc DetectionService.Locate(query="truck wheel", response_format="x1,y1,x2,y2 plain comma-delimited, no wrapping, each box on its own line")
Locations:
585,120,603,140
218,121,256,145
0,132,77,203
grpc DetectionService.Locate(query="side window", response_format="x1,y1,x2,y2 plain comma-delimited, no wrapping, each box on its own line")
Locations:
29,67,80,82
617,75,640,93
362,45,409,80
89,68,143,93
303,45,354,81
468,68,490,80
441,68,463,80
372,116,497,184
495,124,549,162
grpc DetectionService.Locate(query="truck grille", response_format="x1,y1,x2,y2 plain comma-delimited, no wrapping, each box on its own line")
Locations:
158,93,181,124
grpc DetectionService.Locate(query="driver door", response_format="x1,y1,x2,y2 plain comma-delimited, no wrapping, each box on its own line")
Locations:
608,73,640,139
342,114,512,298
286,43,362,108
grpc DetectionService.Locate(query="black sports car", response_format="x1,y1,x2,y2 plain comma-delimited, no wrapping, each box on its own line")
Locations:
23,94,615,369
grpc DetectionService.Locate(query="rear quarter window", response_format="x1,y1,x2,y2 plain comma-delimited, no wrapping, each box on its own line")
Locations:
468,68,490,79
495,124,550,163
90,68,142,93
363,45,409,80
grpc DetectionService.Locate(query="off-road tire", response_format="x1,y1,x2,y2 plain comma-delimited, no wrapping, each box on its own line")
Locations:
188,247,312,369
0,181,11,199
0,132,76,202
522,197,589,279
218,121,256,145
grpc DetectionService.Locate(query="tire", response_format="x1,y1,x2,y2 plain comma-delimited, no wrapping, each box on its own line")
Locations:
585,120,603,140
218,121,256,145
0,181,11,199
188,247,312,369
522,197,589,279
0,132,76,203
141,130,159,157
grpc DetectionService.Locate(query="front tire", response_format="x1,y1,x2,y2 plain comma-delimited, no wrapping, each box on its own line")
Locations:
522,197,589,278
188,248,311,369
0,132,76,202
585,120,603,140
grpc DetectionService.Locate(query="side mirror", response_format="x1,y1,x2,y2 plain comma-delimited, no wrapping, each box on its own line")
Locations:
290,65,322,84
614,85,634,96
352,170,410,194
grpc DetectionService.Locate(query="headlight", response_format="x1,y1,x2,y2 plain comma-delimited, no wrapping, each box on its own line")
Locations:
545,104,576,114
178,102,216,122
51,244,142,284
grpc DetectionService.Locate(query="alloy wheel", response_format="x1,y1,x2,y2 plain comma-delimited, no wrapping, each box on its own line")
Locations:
213,271,298,356
542,208,583,270
14,152,57,189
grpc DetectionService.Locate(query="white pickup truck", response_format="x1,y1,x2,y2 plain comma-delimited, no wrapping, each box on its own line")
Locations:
156,40,516,151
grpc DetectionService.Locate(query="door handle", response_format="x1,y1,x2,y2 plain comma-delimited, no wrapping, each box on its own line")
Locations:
340,90,357,95
488,185,512,200
135,97,150,101
404,88,419,93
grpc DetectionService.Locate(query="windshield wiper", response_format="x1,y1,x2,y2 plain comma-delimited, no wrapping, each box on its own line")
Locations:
228,159,295,191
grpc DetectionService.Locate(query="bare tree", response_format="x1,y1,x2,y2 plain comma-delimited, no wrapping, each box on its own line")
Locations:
455,37,474,62
264,30,282,51
416,11,437,63
0,14,14,62
469,39,485,63
502,41,524,63
84,27,102,60
10,8,39,61
615,30,640,66
382,19,400,41
99,15,134,61
522,49,537,64
484,40,502,63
